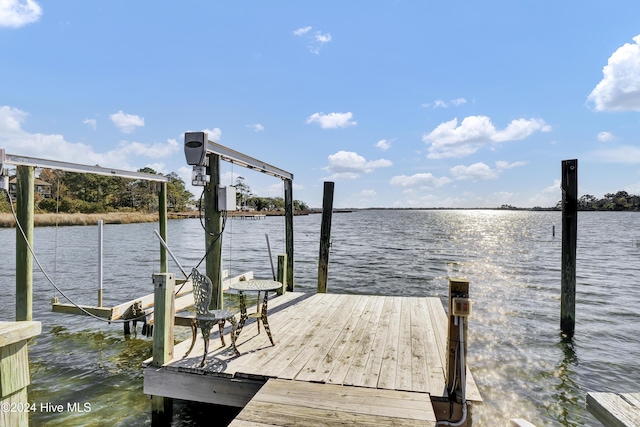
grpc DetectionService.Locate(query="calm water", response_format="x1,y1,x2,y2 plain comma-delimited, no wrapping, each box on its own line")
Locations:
0,210,639,426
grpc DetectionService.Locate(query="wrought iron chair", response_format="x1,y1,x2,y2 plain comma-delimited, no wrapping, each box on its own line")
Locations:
184,268,240,367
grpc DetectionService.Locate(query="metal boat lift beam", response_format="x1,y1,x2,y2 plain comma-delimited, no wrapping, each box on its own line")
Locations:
0,149,170,182
206,140,293,181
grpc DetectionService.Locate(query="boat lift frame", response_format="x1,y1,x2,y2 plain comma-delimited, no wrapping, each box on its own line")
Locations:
1,148,171,322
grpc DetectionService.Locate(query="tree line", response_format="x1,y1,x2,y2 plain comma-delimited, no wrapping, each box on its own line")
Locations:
32,167,192,213
234,177,309,212
574,190,640,211
0,170,310,214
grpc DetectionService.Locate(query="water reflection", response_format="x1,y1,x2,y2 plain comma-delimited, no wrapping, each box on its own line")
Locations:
544,336,583,426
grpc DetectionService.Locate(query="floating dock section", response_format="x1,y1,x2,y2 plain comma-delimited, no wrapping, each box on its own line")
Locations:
143,292,482,425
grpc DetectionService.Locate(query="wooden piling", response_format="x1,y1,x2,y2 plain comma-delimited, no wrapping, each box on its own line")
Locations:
446,277,469,403
159,181,168,274
277,253,287,296
317,182,334,293
0,321,41,427
151,273,175,426
15,166,34,322
205,154,223,310
284,178,294,291
561,159,578,337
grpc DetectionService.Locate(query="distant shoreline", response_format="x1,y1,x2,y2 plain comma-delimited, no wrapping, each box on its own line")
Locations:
0,210,325,228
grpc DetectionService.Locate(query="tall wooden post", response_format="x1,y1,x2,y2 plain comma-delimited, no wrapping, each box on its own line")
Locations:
561,159,578,337
151,273,175,426
16,166,34,321
284,178,294,291
446,278,469,403
317,182,334,293
277,253,287,296
159,182,168,274
205,154,223,310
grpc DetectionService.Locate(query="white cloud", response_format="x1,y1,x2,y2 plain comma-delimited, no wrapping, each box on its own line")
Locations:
390,173,451,188
0,0,42,28
293,26,331,54
247,123,264,132
527,179,561,208
450,162,499,181
434,99,447,108
496,160,527,169
588,35,640,112
449,160,526,182
589,145,640,163
359,189,377,197
423,98,467,109
110,110,145,134
315,32,331,44
203,127,222,141
293,26,312,36
83,118,96,130
423,115,550,159
306,112,356,129
597,131,615,142
375,139,391,151
0,105,179,171
116,138,180,159
323,150,392,180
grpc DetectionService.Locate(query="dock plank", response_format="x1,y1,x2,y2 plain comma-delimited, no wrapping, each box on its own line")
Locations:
252,295,346,378
359,296,393,389
276,294,361,380
230,378,436,427
295,295,370,383
377,296,402,390
395,297,414,392
341,295,386,387
410,297,431,394
587,392,640,427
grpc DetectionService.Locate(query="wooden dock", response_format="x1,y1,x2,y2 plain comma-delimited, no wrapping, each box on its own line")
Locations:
587,392,640,427
143,292,481,425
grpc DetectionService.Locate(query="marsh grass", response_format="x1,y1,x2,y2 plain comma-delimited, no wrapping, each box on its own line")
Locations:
0,212,167,228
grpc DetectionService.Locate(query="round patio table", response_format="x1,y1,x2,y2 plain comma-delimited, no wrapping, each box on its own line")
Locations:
229,280,283,345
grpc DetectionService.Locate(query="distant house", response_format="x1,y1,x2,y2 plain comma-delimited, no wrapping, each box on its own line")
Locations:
8,176,53,199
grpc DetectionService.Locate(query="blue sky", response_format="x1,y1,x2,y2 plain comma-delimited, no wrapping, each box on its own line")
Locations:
2,1,640,208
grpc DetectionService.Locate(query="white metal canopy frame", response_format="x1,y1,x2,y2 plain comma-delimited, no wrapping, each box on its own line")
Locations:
183,132,293,181
0,148,170,182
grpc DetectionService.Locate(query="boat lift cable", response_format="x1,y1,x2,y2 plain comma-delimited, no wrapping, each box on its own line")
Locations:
2,188,149,324
173,188,227,295
4,186,229,323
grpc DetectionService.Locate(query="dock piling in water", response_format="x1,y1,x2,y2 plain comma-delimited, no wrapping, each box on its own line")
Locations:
16,165,34,321
151,273,175,426
561,159,578,337
317,181,334,293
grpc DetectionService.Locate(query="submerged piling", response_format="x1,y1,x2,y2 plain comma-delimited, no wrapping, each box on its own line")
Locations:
561,159,578,337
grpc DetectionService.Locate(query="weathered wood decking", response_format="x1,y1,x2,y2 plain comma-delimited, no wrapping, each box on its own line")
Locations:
143,292,481,423
228,378,437,427
587,392,640,427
